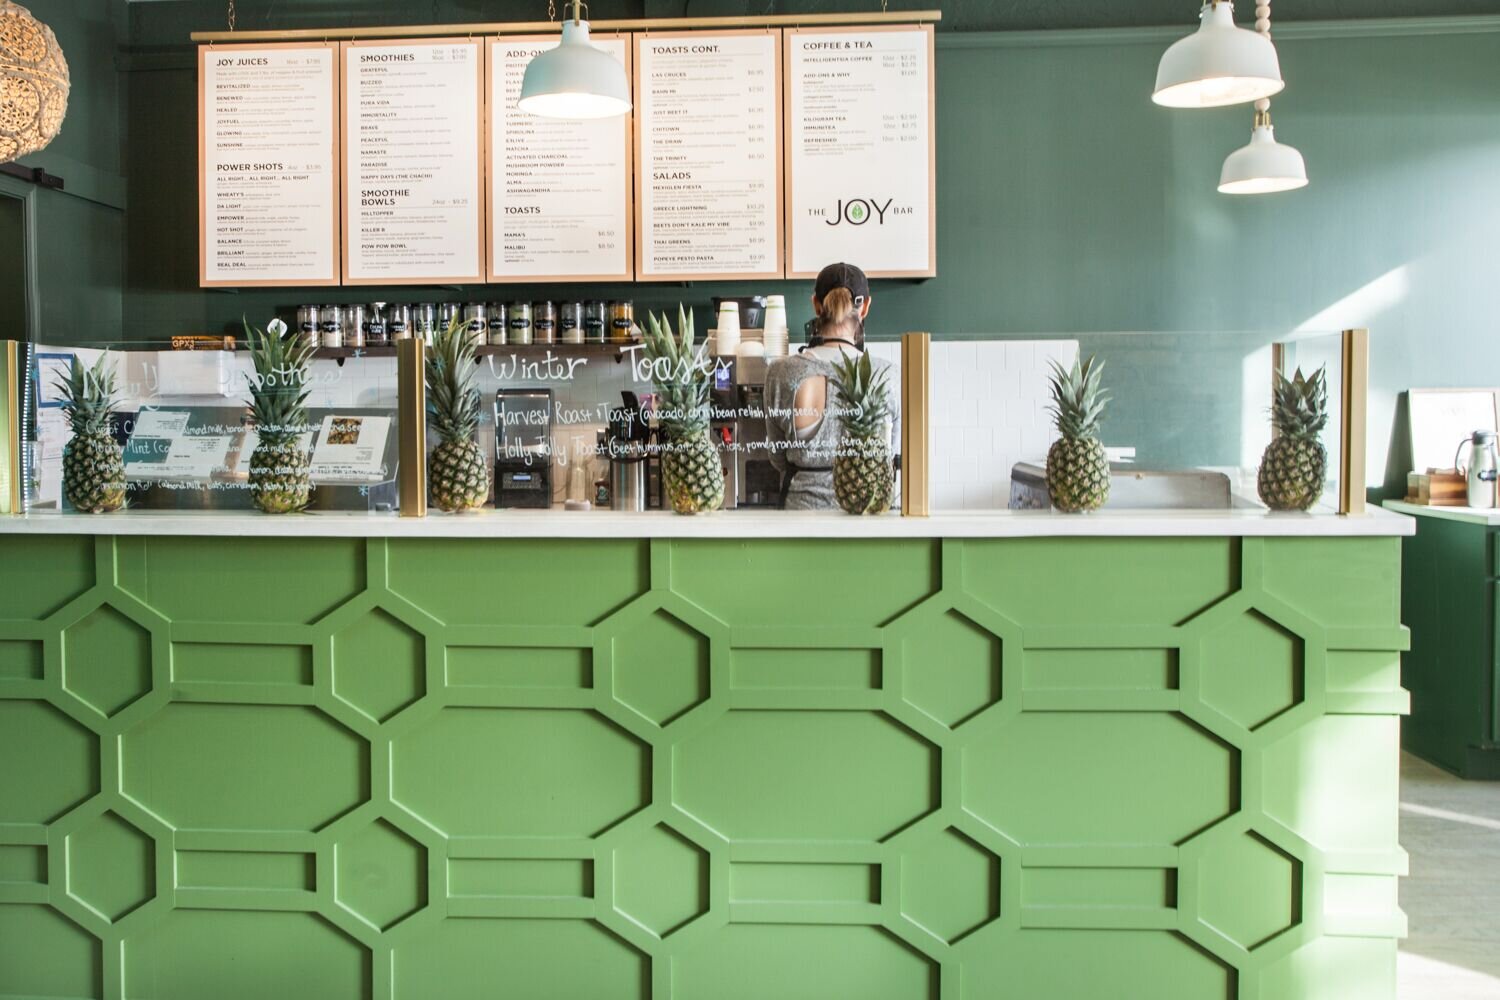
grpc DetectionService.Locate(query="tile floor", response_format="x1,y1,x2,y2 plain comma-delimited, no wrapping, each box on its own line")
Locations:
1398,753,1500,999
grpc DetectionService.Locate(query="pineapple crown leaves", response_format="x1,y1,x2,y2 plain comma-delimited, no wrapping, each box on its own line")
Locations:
1046,354,1110,441
243,316,316,445
1271,365,1329,441
52,352,120,436
830,350,892,440
425,315,481,443
641,306,713,437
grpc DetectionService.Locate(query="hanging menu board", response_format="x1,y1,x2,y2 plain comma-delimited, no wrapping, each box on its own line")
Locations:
198,43,340,287
634,31,783,281
342,39,485,286
486,36,633,283
785,26,935,279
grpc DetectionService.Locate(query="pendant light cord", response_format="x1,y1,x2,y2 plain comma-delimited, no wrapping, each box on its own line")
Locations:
227,0,236,31
1254,2,1271,115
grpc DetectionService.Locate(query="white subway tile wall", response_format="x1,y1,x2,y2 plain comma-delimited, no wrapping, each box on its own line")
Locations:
867,340,1079,511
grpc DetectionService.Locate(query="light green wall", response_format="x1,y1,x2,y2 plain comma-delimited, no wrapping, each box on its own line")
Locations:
74,9,1500,495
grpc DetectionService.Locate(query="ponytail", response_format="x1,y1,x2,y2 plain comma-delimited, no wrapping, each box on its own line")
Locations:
816,286,865,348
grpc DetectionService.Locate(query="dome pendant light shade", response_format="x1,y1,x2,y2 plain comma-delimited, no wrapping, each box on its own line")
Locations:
1219,119,1308,194
0,0,70,164
518,18,632,120
1153,1,1284,109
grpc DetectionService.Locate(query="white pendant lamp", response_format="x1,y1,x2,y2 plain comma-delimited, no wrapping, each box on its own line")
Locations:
519,0,631,120
0,0,70,164
1219,109,1308,194
1153,1,1284,109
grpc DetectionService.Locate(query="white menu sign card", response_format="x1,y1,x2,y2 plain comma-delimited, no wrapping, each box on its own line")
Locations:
199,43,340,287
343,39,485,285
635,31,782,281
488,37,633,282
786,27,935,278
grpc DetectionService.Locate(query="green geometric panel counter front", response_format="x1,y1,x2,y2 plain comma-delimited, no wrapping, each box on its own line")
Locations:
0,533,1410,1000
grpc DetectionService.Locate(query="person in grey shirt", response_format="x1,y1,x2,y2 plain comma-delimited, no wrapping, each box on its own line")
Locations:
765,263,899,510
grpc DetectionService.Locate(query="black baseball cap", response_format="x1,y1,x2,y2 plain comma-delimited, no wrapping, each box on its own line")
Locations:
814,262,870,304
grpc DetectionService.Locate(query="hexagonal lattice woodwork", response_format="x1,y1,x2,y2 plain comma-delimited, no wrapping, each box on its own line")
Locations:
1198,833,1300,950
335,819,427,931
0,702,99,824
612,609,710,726
332,609,425,723
67,811,156,922
0,904,102,1000
63,604,153,717
614,824,710,937
1200,611,1305,731
902,610,1002,728
901,829,1000,943
392,708,648,838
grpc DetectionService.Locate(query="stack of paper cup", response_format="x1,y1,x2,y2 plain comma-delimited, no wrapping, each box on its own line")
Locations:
763,295,789,356
715,302,741,357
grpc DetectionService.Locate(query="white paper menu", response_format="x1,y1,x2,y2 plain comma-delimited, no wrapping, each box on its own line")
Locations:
199,44,340,287
343,39,485,285
488,37,633,282
635,31,782,281
786,27,935,278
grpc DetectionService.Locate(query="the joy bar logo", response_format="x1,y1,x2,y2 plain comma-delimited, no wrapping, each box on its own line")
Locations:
807,197,913,226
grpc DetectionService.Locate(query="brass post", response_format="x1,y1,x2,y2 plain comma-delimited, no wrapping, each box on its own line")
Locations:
1270,341,1286,441
397,338,428,517
901,332,930,517
1,341,21,516
1339,328,1369,516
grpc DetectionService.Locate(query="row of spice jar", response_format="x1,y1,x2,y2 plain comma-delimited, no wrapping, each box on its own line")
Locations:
296,302,637,349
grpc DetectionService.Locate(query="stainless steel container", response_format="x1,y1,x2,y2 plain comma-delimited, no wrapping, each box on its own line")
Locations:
342,304,367,348
609,443,648,512
319,303,343,348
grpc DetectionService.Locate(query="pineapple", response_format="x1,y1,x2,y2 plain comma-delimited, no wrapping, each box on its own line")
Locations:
1045,355,1111,513
1258,366,1328,511
641,307,724,515
831,351,894,515
426,316,489,512
54,353,126,514
244,318,315,514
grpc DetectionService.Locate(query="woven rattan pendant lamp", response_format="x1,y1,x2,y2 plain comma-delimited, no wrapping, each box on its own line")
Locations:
0,0,69,164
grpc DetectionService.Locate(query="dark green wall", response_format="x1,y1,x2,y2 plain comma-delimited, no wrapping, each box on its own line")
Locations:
22,2,1497,494
14,0,126,343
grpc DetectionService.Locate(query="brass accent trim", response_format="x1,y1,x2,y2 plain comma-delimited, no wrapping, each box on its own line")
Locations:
397,338,428,518
1270,342,1286,442
191,10,942,43
1339,328,1369,516
1,341,21,515
901,332,930,518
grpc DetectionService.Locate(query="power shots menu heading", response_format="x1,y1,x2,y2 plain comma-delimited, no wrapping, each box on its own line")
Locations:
488,38,632,282
344,40,484,284
786,27,935,278
635,32,782,280
199,44,339,286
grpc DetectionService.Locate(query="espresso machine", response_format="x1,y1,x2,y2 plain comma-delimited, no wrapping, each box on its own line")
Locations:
710,356,778,508
493,388,553,509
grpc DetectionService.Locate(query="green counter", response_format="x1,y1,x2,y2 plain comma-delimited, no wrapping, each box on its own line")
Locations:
0,528,1410,999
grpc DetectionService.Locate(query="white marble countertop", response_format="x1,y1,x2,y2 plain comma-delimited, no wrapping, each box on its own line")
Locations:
0,506,1416,539
1383,499,1500,526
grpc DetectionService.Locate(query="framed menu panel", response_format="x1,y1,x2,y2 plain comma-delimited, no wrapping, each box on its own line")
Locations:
342,39,485,286
634,31,783,282
198,43,340,287
785,26,936,279
486,36,633,283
